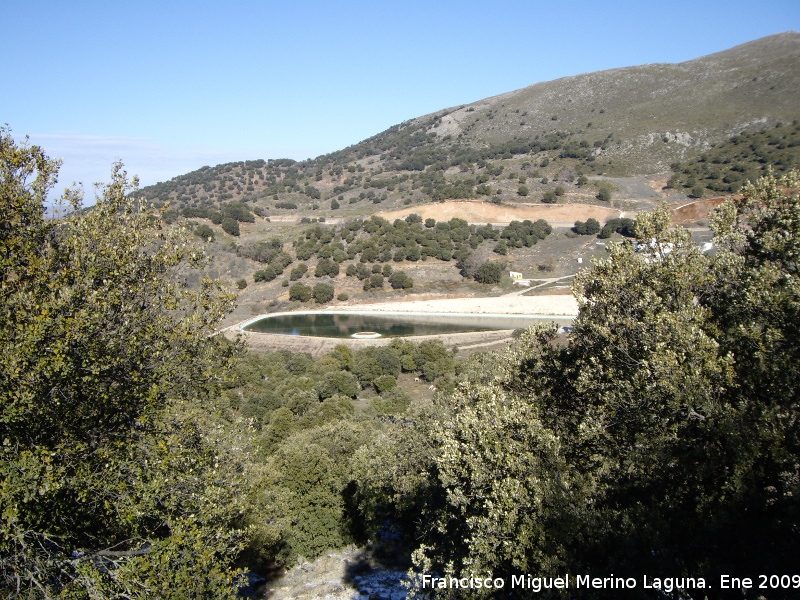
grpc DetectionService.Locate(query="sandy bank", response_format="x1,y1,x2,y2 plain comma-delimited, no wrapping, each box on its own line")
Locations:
330,293,579,317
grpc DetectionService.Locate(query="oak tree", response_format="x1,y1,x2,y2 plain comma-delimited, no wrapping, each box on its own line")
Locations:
1,129,250,598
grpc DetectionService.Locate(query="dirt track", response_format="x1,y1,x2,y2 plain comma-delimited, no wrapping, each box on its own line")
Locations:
332,292,578,316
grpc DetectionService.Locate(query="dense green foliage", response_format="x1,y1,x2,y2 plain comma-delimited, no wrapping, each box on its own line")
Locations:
237,238,284,263
217,339,457,566
312,282,335,303
192,222,214,241
221,216,240,236
598,216,636,239
388,270,414,289
253,265,281,282
473,261,505,284
0,132,462,584
0,130,250,598
667,121,800,194
500,218,552,247
289,215,546,289
573,217,600,235
8,110,800,596
288,282,312,302
353,173,800,598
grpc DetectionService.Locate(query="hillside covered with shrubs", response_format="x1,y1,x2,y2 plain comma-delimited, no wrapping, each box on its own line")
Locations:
4,127,800,598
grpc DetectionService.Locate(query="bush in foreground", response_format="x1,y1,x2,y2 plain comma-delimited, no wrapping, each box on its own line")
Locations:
0,129,249,598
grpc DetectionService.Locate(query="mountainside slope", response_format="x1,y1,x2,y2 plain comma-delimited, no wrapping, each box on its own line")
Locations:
136,32,800,228
343,31,800,175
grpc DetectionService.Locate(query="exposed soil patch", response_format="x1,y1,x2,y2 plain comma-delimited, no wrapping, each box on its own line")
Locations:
377,200,623,226
671,197,729,225
648,175,670,192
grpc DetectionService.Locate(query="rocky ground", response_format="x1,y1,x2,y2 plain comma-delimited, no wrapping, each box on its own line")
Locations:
258,547,409,600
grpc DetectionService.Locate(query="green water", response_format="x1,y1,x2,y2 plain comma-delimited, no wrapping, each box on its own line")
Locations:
242,312,571,338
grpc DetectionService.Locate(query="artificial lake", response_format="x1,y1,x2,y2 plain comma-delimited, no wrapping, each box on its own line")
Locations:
241,311,573,339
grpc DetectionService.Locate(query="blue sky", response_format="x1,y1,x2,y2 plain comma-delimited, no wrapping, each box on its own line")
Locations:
3,0,799,199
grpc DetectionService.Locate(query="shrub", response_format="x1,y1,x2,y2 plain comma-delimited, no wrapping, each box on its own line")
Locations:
414,339,456,381
389,271,414,289
373,374,398,394
183,206,210,219
371,388,411,414
312,283,335,304
193,223,215,241
238,238,284,263
254,265,281,282
405,246,421,262
315,259,340,278
289,283,312,302
596,186,612,201
574,218,601,235
317,370,360,399
290,263,308,280
474,261,504,284
364,273,384,291
353,347,401,386
221,201,255,223
0,134,247,597
221,217,240,236
236,278,248,290
356,264,370,280
599,217,636,239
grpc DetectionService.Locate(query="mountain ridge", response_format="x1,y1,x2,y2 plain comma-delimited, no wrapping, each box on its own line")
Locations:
136,32,800,216
391,31,800,166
